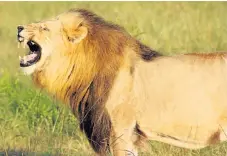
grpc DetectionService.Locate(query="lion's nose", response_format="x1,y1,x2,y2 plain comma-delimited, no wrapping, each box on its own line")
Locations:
17,26,24,33
17,26,24,42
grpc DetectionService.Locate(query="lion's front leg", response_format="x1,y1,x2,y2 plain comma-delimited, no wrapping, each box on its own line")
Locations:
109,130,138,156
108,105,139,156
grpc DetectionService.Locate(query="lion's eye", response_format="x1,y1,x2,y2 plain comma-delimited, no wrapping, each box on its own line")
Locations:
43,27,49,31
40,24,49,31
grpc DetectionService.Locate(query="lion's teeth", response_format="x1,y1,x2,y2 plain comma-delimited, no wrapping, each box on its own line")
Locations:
19,56,21,60
23,56,27,62
24,39,28,48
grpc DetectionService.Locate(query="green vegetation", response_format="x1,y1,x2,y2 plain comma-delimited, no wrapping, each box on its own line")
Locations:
1,2,227,156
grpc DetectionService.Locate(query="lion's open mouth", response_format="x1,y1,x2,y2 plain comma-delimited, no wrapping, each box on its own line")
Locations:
19,40,41,67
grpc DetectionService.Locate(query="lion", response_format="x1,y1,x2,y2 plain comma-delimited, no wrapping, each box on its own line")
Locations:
17,8,227,156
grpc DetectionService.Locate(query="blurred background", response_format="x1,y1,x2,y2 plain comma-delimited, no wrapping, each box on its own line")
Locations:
1,2,227,156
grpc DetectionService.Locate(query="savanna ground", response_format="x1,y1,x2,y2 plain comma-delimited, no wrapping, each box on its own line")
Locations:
1,2,227,156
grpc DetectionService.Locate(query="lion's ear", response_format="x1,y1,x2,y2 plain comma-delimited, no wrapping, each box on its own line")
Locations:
66,25,88,44
60,13,88,43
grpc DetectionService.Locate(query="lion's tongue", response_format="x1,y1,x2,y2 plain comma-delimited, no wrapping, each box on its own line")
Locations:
22,53,37,63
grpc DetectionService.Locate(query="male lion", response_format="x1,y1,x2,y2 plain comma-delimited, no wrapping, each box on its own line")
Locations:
17,9,227,156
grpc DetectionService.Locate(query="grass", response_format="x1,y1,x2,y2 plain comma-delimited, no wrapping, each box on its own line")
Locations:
1,1,227,156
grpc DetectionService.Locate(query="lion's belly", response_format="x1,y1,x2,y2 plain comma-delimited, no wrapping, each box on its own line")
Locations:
133,56,227,148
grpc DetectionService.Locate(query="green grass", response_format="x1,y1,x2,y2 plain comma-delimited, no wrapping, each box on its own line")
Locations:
1,2,227,156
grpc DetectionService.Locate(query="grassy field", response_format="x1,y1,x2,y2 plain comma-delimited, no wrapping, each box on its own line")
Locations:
1,2,227,156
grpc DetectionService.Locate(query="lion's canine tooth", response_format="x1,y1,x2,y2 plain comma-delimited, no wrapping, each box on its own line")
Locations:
19,56,21,60
23,56,27,63
24,39,28,48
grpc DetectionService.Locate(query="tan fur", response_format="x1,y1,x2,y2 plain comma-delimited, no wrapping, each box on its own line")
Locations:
18,9,227,156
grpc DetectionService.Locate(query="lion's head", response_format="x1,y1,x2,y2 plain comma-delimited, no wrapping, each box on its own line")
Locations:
18,9,117,74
